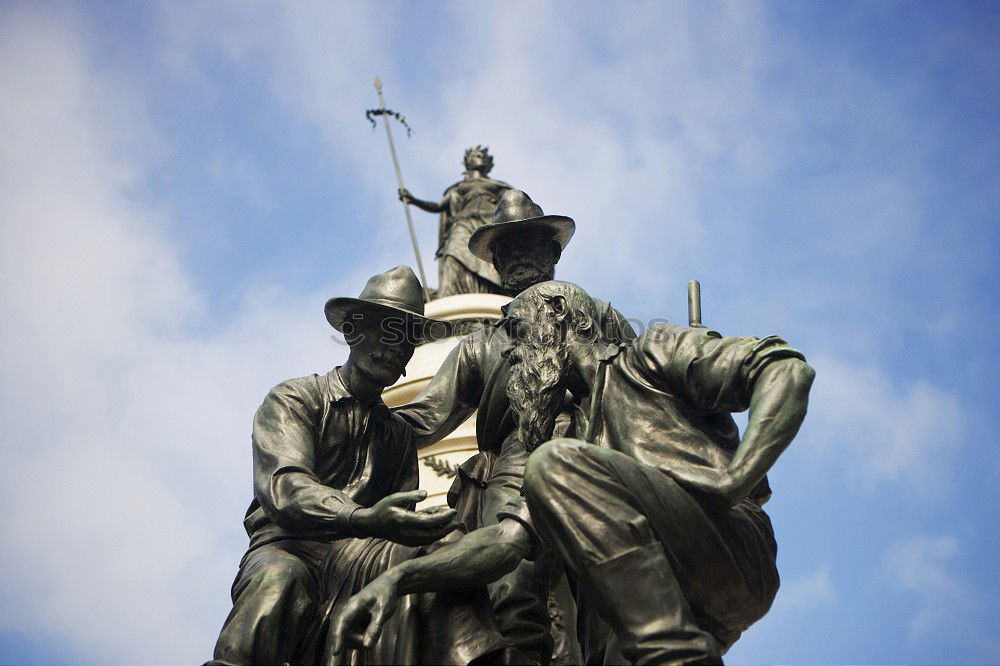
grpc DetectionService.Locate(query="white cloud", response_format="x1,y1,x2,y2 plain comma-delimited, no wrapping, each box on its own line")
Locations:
415,2,774,300
806,353,964,492
146,1,941,333
0,6,360,662
154,0,437,270
154,1,781,305
884,535,974,642
776,564,837,611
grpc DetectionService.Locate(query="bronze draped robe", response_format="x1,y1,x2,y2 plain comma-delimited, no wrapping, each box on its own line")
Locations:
435,176,510,297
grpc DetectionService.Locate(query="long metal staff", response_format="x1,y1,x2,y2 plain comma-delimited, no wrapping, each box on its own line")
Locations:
373,77,430,300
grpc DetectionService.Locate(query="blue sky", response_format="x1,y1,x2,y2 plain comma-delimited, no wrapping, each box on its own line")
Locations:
0,1,997,663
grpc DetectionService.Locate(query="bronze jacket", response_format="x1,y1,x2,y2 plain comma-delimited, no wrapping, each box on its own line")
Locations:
243,368,418,550
570,324,803,501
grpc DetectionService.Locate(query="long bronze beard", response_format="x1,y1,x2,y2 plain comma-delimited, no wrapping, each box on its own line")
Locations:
507,336,568,453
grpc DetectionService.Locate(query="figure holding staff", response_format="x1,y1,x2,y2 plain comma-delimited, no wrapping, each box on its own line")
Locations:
399,145,512,298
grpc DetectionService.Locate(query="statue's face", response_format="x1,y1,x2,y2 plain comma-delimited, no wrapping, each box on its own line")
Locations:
346,319,415,388
492,230,559,296
501,295,541,346
503,290,567,349
464,150,490,172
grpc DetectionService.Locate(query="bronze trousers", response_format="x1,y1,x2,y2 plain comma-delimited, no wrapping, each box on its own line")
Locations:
523,439,779,664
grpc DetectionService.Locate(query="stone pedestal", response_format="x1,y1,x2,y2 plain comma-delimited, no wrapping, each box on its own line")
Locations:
381,293,509,508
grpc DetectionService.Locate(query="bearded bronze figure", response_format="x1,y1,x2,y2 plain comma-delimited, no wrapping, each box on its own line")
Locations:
396,190,633,664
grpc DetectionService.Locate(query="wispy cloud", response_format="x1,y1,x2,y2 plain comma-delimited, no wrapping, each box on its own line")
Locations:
806,353,964,493
777,564,837,611
157,1,779,304
0,5,363,661
883,535,975,643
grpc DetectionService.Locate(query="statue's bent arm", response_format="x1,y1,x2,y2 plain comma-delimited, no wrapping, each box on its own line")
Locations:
399,186,450,213
725,357,815,503
395,517,531,594
252,381,360,539
329,518,532,653
646,329,815,505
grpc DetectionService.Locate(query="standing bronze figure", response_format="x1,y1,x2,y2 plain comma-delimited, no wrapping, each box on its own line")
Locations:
399,146,511,297
331,281,815,665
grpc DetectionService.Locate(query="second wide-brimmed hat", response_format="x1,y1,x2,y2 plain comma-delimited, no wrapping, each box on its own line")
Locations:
324,266,454,343
468,189,576,263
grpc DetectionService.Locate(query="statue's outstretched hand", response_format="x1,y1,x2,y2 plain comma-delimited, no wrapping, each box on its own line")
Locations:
353,490,458,546
329,575,400,655
398,187,412,203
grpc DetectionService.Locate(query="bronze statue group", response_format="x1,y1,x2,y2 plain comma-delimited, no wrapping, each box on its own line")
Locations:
208,149,815,665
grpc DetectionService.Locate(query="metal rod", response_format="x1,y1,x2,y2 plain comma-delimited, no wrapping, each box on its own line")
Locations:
374,77,430,301
687,279,702,327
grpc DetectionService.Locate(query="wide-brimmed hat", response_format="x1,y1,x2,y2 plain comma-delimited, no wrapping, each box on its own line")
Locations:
324,266,454,343
468,189,575,263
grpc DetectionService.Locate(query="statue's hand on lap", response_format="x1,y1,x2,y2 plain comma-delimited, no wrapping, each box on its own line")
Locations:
352,490,458,546
329,572,401,654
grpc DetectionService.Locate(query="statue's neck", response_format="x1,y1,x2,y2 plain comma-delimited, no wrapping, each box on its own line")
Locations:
338,362,383,404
